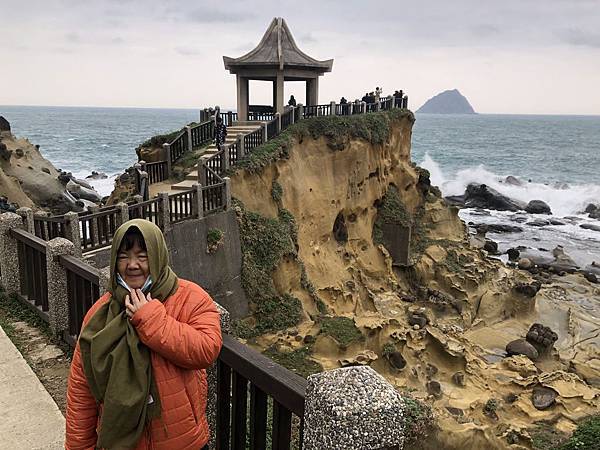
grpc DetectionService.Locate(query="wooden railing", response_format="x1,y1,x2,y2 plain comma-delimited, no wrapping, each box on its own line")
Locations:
169,131,188,164
59,254,100,345
169,189,195,223
267,118,278,140
202,182,226,214
128,197,162,229
34,216,66,241
79,208,120,252
303,104,330,118
228,141,240,167
191,121,214,149
146,161,168,184
217,334,306,449
281,108,294,130
244,128,263,153
11,228,49,315
249,111,275,121
220,111,238,127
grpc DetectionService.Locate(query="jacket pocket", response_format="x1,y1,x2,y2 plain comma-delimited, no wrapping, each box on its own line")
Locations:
184,372,200,426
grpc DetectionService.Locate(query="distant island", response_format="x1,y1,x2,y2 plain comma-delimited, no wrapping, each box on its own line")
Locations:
416,89,476,114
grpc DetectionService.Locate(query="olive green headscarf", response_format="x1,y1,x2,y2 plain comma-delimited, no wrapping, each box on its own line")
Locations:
79,219,179,449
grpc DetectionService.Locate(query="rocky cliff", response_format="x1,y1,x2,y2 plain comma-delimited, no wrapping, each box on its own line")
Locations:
417,89,476,114
227,110,599,449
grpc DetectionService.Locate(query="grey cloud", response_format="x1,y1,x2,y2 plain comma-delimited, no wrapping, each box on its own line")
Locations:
470,25,500,38
184,8,251,24
175,46,202,56
298,33,317,44
559,28,600,48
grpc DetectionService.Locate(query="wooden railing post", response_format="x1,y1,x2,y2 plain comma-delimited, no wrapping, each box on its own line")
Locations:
89,205,100,248
0,212,24,294
290,106,295,124
222,145,230,172
330,101,336,115
262,122,268,143
275,112,281,133
224,177,232,210
303,366,406,450
34,210,49,238
236,134,244,159
193,184,204,219
64,211,82,258
185,125,193,152
198,157,208,187
46,237,75,335
207,303,231,450
163,143,172,178
361,101,367,114
115,202,129,226
157,192,170,232
16,207,34,234
297,104,304,120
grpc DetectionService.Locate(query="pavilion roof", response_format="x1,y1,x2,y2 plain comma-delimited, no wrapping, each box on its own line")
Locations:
223,18,333,73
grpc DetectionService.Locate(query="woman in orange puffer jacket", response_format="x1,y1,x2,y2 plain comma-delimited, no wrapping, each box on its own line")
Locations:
65,219,222,450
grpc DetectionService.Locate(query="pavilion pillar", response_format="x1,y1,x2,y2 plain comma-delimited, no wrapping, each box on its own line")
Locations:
275,70,285,114
306,77,319,106
236,75,249,121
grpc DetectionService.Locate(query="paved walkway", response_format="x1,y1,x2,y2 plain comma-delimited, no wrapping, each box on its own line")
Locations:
0,325,65,450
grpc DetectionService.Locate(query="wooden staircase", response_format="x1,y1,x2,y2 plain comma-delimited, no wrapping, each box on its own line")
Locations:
170,123,262,191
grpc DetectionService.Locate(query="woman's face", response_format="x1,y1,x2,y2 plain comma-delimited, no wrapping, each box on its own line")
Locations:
117,239,149,289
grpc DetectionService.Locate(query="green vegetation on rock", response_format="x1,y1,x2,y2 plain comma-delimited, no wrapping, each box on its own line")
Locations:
263,345,323,378
382,342,396,358
443,249,474,274
402,394,435,448
231,110,413,174
373,185,411,245
271,180,283,204
319,316,363,347
556,415,600,450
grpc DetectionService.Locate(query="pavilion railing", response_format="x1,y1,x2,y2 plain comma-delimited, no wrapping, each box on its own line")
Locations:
267,118,278,140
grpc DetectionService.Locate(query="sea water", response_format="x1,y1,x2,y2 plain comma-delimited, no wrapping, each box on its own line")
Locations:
1,106,599,266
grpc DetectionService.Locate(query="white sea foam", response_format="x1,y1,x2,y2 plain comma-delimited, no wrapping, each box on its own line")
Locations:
420,153,600,217
72,171,117,197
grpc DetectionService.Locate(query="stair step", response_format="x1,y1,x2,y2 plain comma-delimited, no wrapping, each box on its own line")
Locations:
171,179,197,190
185,171,198,181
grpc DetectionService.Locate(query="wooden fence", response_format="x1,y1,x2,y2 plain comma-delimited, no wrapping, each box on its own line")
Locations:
11,228,49,315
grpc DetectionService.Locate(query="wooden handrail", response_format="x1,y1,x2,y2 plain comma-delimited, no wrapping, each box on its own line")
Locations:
10,227,47,253
59,254,100,284
220,334,307,417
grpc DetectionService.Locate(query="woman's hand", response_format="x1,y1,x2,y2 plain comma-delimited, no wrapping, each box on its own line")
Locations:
125,289,153,320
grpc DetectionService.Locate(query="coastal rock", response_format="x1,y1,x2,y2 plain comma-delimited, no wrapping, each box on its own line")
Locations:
583,272,598,283
444,195,466,207
426,380,442,398
483,240,499,254
507,248,520,261
387,351,406,370
452,371,466,387
506,339,539,360
0,116,10,132
527,219,550,227
66,180,102,203
416,89,476,114
86,171,108,180
518,258,533,270
0,142,12,161
532,386,557,410
464,183,527,212
476,223,523,234
549,219,566,226
515,281,541,297
526,200,551,215
505,176,523,186
581,223,600,232
407,310,428,329
584,204,600,219
526,323,558,355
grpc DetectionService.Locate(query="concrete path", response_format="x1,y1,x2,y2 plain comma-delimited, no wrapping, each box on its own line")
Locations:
0,325,65,450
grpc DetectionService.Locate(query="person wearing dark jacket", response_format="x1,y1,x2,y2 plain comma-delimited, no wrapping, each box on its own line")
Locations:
214,116,227,150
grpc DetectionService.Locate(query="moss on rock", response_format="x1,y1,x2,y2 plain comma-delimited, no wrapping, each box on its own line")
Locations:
319,316,364,347
263,345,323,378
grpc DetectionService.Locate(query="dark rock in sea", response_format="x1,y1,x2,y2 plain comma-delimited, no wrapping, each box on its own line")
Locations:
580,223,600,232
416,89,476,114
526,200,552,215
532,386,557,410
526,323,558,355
584,264,600,276
583,272,598,284
0,116,10,132
484,240,499,254
549,219,566,226
388,351,406,370
527,219,550,227
506,339,539,361
518,258,533,270
476,223,524,234
0,142,12,161
507,248,520,261
584,203,598,214
505,176,523,186
444,195,466,207
0,196,18,213
464,183,527,212
86,171,108,180
58,170,73,184
515,282,541,298
591,210,600,219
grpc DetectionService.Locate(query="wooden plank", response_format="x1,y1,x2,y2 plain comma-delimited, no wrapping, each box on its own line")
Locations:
249,384,268,450
10,228,47,253
216,360,232,450
59,254,101,284
272,400,292,450
231,371,248,450
219,334,306,416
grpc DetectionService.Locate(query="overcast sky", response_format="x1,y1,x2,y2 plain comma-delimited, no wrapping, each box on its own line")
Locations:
2,0,600,114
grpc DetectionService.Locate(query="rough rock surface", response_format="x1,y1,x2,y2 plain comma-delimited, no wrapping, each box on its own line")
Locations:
525,200,552,214
506,339,539,360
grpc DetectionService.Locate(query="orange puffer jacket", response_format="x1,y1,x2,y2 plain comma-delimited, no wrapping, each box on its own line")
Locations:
65,279,222,450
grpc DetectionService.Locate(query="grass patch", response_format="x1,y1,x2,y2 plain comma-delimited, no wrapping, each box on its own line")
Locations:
207,228,224,247
254,294,302,334
443,249,474,274
373,185,411,245
271,180,283,204
231,109,413,174
382,342,396,358
402,394,435,448
263,345,323,378
556,415,600,450
319,316,363,347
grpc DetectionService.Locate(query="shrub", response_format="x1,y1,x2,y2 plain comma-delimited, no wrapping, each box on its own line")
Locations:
319,316,363,347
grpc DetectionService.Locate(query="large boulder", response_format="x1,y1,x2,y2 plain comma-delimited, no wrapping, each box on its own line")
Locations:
0,142,12,161
581,223,600,232
66,180,102,203
464,183,527,211
506,339,539,360
525,200,552,215
0,116,10,132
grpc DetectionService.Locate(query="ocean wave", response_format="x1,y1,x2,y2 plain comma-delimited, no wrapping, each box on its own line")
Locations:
420,153,600,217
71,171,117,197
